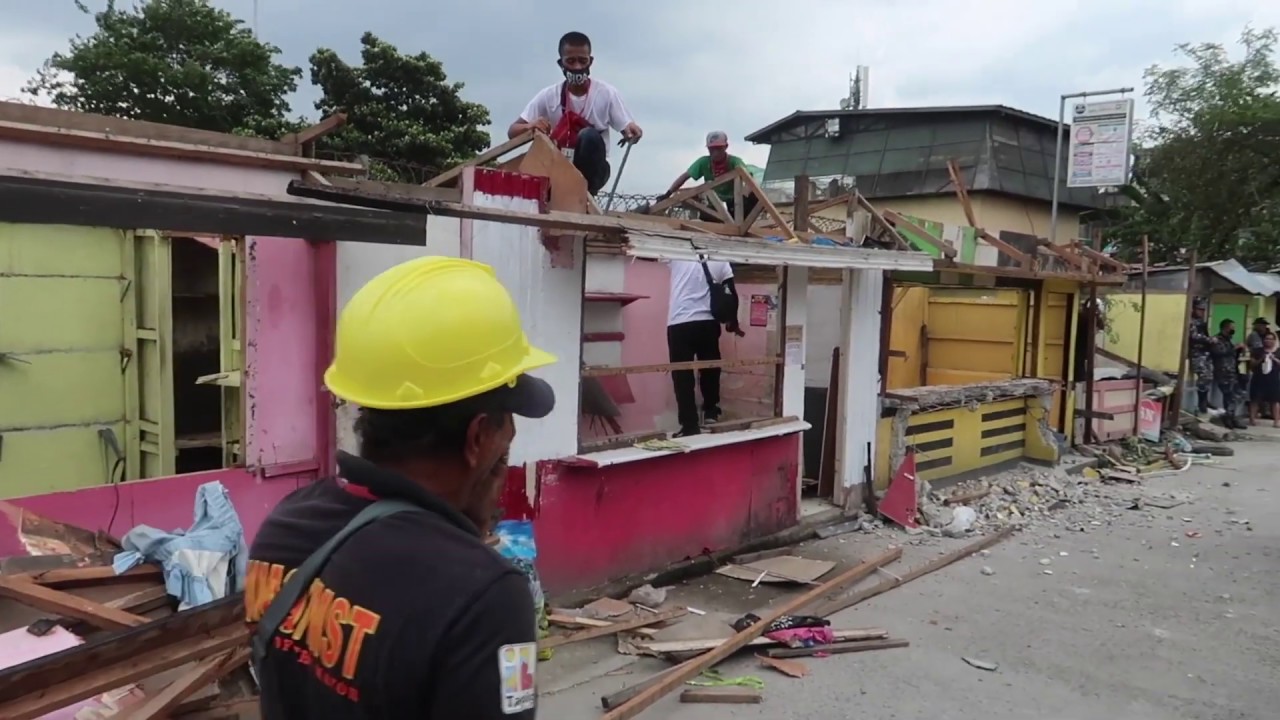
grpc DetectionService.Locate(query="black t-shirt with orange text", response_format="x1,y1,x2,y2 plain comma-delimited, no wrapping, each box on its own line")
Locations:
245,452,537,718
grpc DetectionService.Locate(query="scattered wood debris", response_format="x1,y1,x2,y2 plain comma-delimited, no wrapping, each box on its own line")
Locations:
679,687,762,704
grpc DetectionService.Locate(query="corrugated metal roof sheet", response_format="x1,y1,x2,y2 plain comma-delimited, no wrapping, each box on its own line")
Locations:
1135,260,1280,297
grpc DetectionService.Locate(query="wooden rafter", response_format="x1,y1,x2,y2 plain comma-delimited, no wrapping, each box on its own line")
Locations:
943,159,1032,268
282,112,348,146
1035,237,1089,270
1072,240,1131,272
424,130,536,188
882,210,957,258
644,172,740,216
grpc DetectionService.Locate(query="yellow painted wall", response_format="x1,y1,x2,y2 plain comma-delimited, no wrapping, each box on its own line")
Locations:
1101,292,1186,373
873,398,1029,489
813,193,1084,242
924,288,1025,385
886,286,928,389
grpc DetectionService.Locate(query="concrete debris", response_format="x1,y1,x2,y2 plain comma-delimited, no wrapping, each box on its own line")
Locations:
980,566,996,576
627,584,668,607
962,656,999,672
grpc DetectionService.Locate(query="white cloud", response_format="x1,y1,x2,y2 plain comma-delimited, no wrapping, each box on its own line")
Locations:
2,0,1278,193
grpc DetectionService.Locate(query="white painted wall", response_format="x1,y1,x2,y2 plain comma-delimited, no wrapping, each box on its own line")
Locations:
334,215,460,453
835,268,884,505
805,284,843,388
467,172,583,466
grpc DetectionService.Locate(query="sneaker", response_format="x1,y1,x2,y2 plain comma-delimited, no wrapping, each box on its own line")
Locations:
673,427,701,439
703,408,722,425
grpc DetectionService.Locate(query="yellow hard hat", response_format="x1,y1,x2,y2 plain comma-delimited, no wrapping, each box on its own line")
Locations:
324,256,557,414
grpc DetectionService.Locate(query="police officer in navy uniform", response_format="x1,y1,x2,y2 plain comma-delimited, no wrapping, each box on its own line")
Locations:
247,257,553,719
1188,297,1214,416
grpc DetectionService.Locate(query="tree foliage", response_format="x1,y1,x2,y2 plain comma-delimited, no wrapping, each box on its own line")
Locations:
25,0,302,139
309,32,491,182
1111,27,1280,267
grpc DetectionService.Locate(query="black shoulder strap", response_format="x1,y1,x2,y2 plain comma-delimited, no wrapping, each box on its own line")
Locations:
698,255,717,288
251,498,422,671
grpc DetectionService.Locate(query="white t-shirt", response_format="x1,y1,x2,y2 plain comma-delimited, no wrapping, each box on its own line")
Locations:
667,259,733,326
519,79,634,157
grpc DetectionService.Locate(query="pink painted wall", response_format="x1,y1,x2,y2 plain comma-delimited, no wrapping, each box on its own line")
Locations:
532,434,800,593
245,236,324,472
0,468,302,557
604,262,777,435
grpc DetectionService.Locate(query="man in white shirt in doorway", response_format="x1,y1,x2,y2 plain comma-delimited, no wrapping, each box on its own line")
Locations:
666,258,740,437
507,31,643,196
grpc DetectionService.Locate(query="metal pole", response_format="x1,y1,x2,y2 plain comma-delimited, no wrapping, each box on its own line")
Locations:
1170,250,1199,425
1048,87,1136,246
1133,235,1149,436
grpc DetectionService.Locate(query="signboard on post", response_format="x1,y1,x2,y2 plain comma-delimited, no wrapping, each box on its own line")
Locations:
1067,98,1135,188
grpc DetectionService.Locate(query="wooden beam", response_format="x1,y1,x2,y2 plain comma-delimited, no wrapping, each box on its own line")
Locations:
1072,241,1131,272
0,173,427,246
0,623,248,720
540,608,687,650
0,100,296,155
424,131,535,187
978,228,1033,268
19,563,161,588
283,112,347,146
883,210,957,258
0,594,244,705
582,356,781,377
945,159,980,228
0,120,363,175
738,168,799,242
322,176,461,203
600,547,903,720
792,174,810,233
0,577,148,630
1035,237,1088,270
645,173,740,216
927,259,1126,285
119,648,247,720
855,192,910,250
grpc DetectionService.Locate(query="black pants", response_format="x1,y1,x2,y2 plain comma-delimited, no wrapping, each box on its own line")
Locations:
573,127,611,196
698,193,758,223
667,320,722,431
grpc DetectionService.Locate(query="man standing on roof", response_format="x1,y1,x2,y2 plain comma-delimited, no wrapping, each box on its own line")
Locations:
247,257,554,719
508,31,643,196
660,131,759,223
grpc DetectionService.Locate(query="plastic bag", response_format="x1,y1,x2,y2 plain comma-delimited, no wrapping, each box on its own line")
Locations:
493,520,552,660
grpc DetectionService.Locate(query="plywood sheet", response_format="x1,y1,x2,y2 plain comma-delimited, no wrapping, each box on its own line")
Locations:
715,556,836,584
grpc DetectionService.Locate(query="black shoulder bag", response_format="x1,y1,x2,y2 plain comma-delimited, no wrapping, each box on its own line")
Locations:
251,498,423,719
699,256,738,326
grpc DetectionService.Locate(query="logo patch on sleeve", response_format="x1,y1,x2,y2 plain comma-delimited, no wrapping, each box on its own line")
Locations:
497,642,537,714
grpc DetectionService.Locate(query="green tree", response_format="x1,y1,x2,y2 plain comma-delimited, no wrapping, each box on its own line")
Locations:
25,0,301,139
309,32,491,183
1111,26,1280,267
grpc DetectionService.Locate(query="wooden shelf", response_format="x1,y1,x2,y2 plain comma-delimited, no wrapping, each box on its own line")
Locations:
584,292,648,307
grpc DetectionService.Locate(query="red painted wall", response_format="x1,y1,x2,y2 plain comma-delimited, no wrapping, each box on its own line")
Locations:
530,434,800,594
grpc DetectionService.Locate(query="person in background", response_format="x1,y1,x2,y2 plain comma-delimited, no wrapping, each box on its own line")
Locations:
1249,331,1280,427
659,131,758,222
508,31,642,196
247,258,554,719
1188,298,1214,417
1245,317,1272,418
665,257,740,438
1209,318,1246,429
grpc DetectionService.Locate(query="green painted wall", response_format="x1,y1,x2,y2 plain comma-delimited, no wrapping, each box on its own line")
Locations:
0,223,133,497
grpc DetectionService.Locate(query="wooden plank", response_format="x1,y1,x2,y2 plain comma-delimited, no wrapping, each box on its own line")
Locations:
282,113,347,146
0,120,362,175
0,623,248,720
19,563,161,588
738,169,798,242
0,593,243,703
582,356,781,377
809,528,1015,618
1073,241,1131,272
120,648,247,720
646,173,740,216
600,547,903,720
424,131,535,187
855,192,910,250
1036,237,1088,270
517,133,589,215
978,229,1032,268
945,160,979,228
0,173,427,246
0,100,296,155
323,176,461,203
629,627,888,655
540,608,687,650
679,688,761,704
764,637,910,658
0,577,147,630
792,175,810,233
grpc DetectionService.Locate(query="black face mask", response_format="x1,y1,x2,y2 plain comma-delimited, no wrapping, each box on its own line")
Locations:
1225,329,1236,338
558,61,590,87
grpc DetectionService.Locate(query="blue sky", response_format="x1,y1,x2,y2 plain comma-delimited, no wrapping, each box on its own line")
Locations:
1,0,1275,193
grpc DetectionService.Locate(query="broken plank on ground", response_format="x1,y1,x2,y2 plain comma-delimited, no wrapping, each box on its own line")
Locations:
679,687,762,704
540,608,687,650
764,637,910,658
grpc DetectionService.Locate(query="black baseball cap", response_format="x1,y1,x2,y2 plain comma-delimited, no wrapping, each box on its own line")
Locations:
1252,318,1270,327
487,374,557,419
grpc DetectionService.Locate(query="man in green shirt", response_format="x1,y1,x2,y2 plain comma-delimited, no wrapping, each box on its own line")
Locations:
659,131,758,223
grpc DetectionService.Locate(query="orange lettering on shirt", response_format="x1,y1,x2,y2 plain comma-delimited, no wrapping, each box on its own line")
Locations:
342,606,381,680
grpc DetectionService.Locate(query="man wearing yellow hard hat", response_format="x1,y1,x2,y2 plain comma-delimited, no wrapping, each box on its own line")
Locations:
246,257,552,719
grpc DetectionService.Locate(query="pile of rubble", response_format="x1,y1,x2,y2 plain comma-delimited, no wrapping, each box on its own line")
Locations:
915,464,1137,536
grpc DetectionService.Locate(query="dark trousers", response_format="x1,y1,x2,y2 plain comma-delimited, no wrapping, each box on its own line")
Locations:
573,127,611,196
698,193,758,223
667,320,722,431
